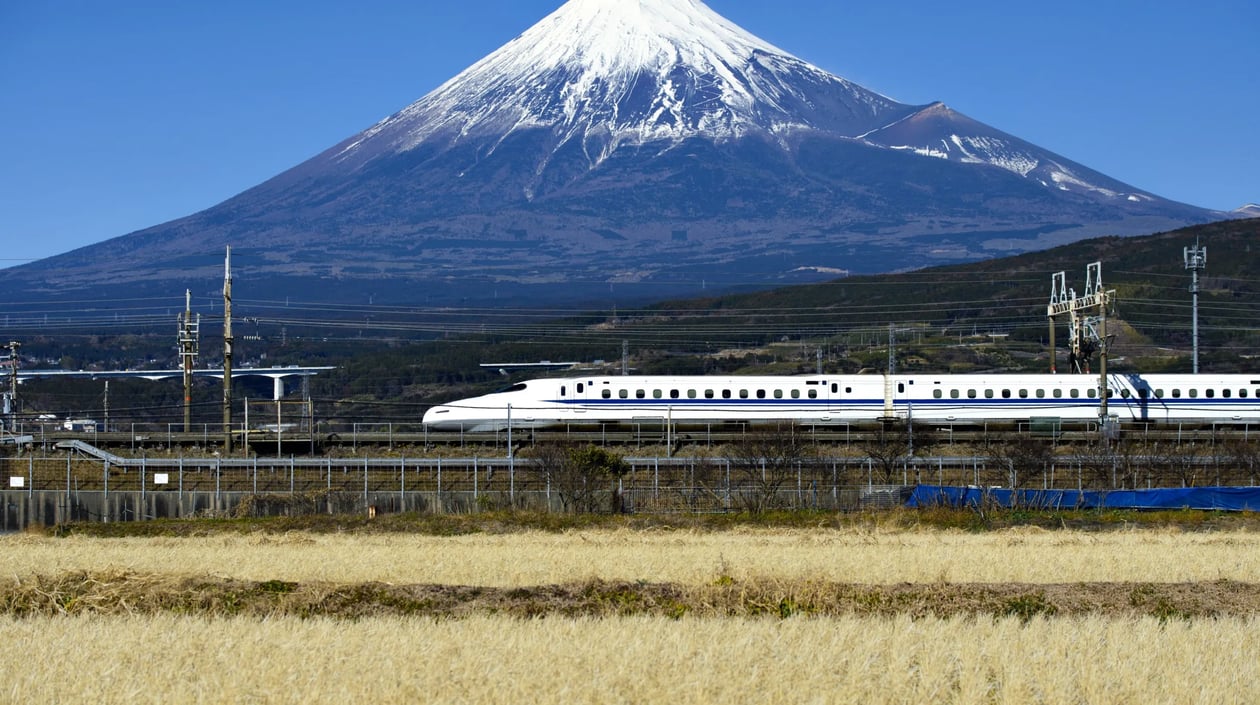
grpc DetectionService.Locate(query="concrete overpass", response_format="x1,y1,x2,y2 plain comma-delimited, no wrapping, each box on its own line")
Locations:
16,365,335,400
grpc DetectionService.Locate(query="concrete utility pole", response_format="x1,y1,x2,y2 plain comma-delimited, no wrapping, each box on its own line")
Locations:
223,247,234,454
4,341,18,430
178,289,201,433
1184,241,1207,374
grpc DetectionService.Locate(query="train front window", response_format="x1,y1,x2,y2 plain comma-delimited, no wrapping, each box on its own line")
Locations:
494,383,528,394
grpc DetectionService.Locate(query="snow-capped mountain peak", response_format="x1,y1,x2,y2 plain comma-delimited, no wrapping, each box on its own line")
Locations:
337,0,915,163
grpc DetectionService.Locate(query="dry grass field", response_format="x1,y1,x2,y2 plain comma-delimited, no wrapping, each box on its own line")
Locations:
4,525,1259,703
0,614,1257,704
5,528,1260,586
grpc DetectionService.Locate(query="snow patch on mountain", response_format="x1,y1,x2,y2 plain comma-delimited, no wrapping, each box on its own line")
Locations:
335,0,916,166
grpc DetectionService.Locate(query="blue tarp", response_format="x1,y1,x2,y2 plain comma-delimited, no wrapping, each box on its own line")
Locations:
906,485,1260,512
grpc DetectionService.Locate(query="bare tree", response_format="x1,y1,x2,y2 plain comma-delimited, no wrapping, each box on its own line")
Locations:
525,444,630,514
984,436,1054,490
1224,439,1260,486
725,422,815,512
1150,441,1204,488
861,420,934,484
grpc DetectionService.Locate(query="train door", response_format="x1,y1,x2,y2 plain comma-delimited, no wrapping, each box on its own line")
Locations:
888,377,912,420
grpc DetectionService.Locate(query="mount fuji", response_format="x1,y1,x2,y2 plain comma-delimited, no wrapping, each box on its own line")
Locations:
2,0,1222,306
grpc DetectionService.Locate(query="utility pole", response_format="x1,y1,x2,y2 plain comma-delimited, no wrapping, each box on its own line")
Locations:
4,341,18,431
622,340,629,376
1184,240,1207,374
887,323,896,374
178,289,201,433
222,247,234,454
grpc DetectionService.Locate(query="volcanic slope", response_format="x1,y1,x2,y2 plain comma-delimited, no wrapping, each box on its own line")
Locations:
1,0,1222,307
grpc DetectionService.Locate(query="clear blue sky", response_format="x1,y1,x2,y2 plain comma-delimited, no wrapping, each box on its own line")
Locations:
2,0,1256,268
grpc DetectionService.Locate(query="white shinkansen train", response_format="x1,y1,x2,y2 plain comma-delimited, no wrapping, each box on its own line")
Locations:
422,373,1260,432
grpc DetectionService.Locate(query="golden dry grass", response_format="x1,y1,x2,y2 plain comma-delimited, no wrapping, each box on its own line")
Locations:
5,527,1260,586
5,527,1260,703
0,614,1256,705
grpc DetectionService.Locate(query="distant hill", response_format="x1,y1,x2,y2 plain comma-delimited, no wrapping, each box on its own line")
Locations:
591,218,1260,373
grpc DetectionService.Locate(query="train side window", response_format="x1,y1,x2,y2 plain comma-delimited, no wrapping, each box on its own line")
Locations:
1001,389,1011,399
560,386,566,397
831,383,838,393
933,390,943,399
704,389,715,399
1087,389,1097,398
619,389,629,399
1222,389,1231,398
968,389,977,399
688,390,698,399
636,390,646,399
1120,389,1131,399
653,390,663,399
1241,389,1249,398
898,383,905,393
1172,389,1181,398
577,383,584,393
739,390,749,399
1206,389,1216,398
790,389,800,399
1035,389,1045,398
1070,389,1080,398
1189,389,1199,398
1053,389,1062,398
602,389,611,399
756,390,767,399
950,390,960,399
669,389,680,399
1019,389,1029,399
808,390,817,399
722,390,732,399
1155,389,1164,398
846,387,853,394
774,390,784,399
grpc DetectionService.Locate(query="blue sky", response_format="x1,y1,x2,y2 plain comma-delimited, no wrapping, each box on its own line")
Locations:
1,0,1256,267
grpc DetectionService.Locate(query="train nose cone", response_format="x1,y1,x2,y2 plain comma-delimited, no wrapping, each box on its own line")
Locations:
423,405,455,428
